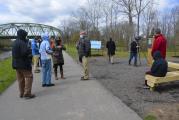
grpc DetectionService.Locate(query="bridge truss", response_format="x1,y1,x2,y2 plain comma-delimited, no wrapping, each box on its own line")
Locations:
0,23,62,39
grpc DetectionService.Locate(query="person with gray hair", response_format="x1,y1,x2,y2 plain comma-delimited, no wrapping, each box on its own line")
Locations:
151,28,167,59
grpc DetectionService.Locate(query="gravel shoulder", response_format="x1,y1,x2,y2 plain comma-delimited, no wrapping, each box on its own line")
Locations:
89,57,179,118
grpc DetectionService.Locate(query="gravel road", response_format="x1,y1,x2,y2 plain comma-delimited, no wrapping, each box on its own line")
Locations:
89,57,179,117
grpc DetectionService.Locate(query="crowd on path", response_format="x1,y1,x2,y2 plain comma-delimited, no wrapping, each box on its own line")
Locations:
11,27,167,99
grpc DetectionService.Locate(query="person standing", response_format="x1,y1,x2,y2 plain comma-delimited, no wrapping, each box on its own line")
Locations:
106,38,116,64
76,31,91,80
52,36,66,80
151,28,167,59
31,36,40,73
12,29,35,99
39,33,54,87
129,37,138,66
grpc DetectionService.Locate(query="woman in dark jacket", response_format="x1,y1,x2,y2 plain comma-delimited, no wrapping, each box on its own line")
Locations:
52,37,66,80
144,51,168,88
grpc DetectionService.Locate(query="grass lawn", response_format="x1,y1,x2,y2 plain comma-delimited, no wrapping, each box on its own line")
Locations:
65,43,178,59
0,57,16,93
65,44,78,60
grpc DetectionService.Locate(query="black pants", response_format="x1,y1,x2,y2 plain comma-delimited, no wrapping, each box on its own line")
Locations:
53,64,63,73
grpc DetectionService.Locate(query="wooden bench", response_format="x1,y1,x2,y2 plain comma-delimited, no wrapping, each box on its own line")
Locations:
145,71,179,91
168,62,179,71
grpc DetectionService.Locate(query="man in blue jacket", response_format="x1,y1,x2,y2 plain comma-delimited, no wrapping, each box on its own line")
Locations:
31,36,40,73
144,51,168,88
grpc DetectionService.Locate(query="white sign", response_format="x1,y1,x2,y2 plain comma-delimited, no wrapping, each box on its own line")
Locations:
90,40,101,49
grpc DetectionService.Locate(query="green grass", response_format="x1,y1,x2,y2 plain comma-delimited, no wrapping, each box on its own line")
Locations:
65,43,179,59
65,44,78,60
144,115,157,120
0,57,16,93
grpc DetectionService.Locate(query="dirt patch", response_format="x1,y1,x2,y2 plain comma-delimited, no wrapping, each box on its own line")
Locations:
146,103,179,120
89,57,179,118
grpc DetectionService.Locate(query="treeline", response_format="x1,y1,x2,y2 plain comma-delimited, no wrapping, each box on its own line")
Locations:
60,0,179,51
0,39,13,50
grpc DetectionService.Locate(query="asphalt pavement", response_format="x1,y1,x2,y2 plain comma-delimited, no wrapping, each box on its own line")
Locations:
0,52,142,120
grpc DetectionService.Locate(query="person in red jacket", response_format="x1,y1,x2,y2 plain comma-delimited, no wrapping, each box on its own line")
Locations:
151,28,167,59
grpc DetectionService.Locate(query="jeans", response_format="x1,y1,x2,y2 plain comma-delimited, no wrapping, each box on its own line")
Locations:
41,59,52,85
129,52,137,65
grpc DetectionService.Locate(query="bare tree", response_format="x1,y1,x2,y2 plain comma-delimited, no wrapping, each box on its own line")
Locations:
134,0,150,36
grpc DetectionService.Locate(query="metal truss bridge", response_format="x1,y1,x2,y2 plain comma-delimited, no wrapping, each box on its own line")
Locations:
0,23,62,39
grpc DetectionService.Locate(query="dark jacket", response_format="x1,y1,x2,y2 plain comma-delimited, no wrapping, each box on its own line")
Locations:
130,40,138,53
77,37,91,58
151,51,168,77
12,29,32,70
52,42,66,65
106,40,116,55
151,34,167,59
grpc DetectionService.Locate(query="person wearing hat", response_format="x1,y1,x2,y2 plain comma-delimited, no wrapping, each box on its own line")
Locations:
76,31,91,80
12,29,36,99
151,28,167,59
51,36,66,80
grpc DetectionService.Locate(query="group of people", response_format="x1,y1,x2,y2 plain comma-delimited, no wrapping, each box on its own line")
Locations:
105,28,168,89
12,29,66,99
12,27,168,99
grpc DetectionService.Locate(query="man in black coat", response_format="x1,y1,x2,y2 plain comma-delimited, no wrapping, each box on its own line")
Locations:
12,29,35,99
106,38,116,64
129,37,138,66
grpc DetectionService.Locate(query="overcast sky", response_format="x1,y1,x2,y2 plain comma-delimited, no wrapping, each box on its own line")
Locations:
0,0,178,27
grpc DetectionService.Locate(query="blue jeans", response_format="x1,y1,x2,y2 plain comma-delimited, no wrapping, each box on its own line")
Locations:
129,52,137,65
41,59,52,85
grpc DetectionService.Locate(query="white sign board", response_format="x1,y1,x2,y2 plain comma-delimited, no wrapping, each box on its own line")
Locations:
90,40,101,49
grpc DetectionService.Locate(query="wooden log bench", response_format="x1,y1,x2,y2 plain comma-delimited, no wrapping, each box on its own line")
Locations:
145,71,179,91
168,62,179,71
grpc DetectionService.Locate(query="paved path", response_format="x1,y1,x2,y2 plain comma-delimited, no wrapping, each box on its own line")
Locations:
0,51,11,61
0,52,142,120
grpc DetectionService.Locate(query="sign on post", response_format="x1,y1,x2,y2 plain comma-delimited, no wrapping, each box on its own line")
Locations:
90,40,101,49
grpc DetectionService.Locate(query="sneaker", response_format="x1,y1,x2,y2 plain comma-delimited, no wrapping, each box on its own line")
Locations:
34,70,40,73
19,94,23,98
42,84,47,87
24,94,36,99
46,83,55,87
81,77,89,80
143,86,150,89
